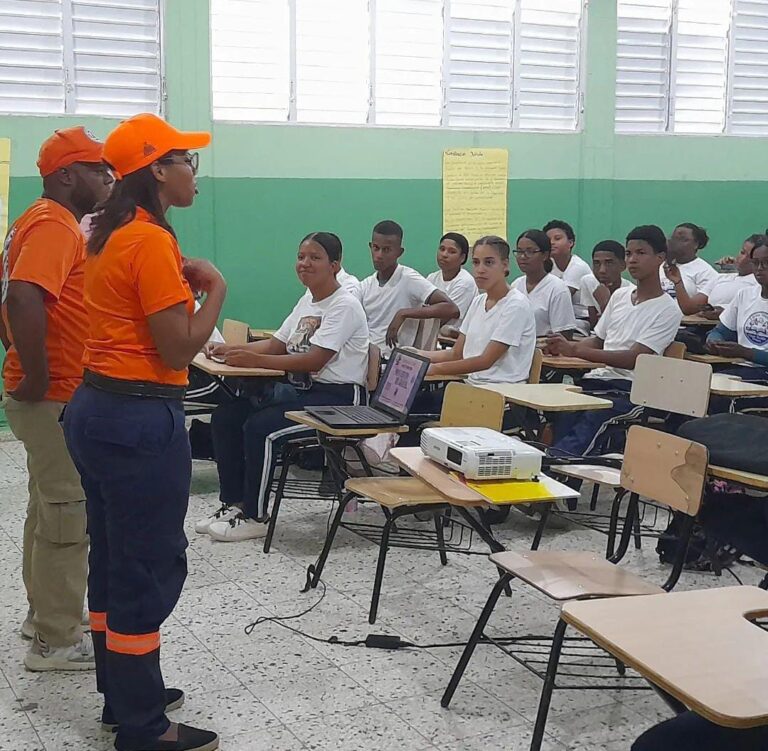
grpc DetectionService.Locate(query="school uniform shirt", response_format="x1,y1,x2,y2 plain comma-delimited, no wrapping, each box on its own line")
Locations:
587,287,683,382
83,207,195,386
459,288,536,385
274,287,368,388
511,273,577,336
720,286,768,352
1,198,88,402
551,254,592,319
660,257,718,299
427,268,477,326
579,276,635,314
703,273,759,308
302,268,362,304
360,264,437,354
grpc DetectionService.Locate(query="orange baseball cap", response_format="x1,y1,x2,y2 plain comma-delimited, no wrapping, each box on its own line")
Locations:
103,113,211,178
37,126,104,177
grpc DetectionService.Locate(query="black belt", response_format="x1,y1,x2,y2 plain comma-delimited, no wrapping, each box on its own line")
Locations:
83,370,186,400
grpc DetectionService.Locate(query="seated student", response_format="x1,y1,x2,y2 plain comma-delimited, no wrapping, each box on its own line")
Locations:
679,233,761,319
304,257,362,301
545,225,683,456
544,219,592,333
706,238,768,392
426,232,477,336
421,235,536,386
579,240,635,331
360,220,459,355
661,222,718,310
633,711,768,751
511,229,577,338
201,232,368,542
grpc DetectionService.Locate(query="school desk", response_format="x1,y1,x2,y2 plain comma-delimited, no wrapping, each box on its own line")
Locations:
681,315,719,328
710,373,768,397
541,355,606,371
191,352,284,378
248,328,276,341
475,383,613,412
686,353,748,366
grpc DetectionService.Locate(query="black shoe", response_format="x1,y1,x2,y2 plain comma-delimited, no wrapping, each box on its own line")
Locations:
115,723,218,751
102,689,185,732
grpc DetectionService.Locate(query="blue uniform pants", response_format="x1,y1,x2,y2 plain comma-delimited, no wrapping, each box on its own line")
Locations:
63,384,190,749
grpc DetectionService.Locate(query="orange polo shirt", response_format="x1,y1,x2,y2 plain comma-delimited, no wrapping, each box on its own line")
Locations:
82,207,194,386
1,198,88,402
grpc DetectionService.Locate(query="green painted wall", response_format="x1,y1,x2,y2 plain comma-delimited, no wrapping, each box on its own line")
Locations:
3,0,768,329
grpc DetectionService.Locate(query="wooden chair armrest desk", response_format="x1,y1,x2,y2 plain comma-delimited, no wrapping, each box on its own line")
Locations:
541,355,606,372
474,383,613,413
686,352,748,366
561,586,768,728
710,373,768,397
284,410,408,437
681,315,719,328
191,353,284,378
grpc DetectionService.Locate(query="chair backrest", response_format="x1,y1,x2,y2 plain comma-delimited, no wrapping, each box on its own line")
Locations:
413,317,441,351
222,319,250,345
664,341,686,359
439,382,505,430
528,348,543,385
367,343,382,392
620,425,708,516
630,353,712,417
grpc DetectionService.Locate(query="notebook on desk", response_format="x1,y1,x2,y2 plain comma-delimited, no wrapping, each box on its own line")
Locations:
306,348,430,429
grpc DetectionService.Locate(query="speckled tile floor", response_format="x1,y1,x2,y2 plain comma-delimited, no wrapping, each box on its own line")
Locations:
0,437,761,750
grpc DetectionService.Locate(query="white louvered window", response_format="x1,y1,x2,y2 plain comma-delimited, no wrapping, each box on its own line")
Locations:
0,0,162,117
617,0,768,135
211,0,587,131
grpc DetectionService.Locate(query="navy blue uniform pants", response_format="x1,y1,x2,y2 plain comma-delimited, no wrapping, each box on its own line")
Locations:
63,384,190,749
211,381,363,520
633,711,768,750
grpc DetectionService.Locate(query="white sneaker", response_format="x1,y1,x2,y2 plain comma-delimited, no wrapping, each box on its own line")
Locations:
24,632,95,672
208,513,268,542
195,504,240,535
21,608,90,640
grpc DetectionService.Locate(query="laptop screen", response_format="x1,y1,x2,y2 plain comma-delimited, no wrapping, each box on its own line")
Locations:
372,348,430,419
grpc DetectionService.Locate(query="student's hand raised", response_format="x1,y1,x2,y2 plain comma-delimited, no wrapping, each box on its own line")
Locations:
663,262,682,286
183,258,226,295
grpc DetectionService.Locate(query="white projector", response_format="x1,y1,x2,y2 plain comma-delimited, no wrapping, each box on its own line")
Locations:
420,427,543,480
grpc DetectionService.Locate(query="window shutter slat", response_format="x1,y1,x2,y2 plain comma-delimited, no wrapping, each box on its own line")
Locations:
730,0,768,135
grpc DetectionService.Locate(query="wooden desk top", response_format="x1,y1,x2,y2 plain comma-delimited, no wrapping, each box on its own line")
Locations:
285,410,409,437
686,353,747,365
191,353,284,378
248,328,276,341
424,373,467,382
437,335,457,347
475,383,613,412
682,315,719,328
710,374,768,397
563,586,768,728
708,464,768,490
542,355,606,371
389,447,578,505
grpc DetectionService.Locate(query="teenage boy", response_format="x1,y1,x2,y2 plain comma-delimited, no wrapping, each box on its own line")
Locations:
579,240,635,330
545,225,683,456
359,220,458,354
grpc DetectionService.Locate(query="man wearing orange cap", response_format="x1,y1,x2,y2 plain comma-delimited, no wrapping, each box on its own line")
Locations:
1,127,113,671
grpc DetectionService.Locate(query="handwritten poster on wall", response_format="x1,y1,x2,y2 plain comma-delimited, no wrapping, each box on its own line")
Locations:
442,148,508,244
0,139,9,240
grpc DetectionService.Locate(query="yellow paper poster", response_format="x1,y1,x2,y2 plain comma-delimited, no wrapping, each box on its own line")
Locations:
0,138,9,240
442,148,508,244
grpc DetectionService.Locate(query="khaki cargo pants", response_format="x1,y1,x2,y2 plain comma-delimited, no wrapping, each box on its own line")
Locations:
5,397,87,647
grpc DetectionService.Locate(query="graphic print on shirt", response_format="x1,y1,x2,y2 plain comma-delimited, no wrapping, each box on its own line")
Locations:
286,314,321,389
1,226,16,304
743,311,768,347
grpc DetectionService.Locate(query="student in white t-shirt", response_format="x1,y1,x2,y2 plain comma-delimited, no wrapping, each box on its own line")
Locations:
579,240,635,331
661,222,718,309
544,219,592,333
421,235,536,385
360,220,459,355
426,231,477,335
303,258,362,301
545,225,683,456
202,232,368,542
707,239,768,392
511,229,577,337
673,233,761,319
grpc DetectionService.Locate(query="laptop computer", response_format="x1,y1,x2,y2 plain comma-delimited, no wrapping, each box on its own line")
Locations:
306,348,430,429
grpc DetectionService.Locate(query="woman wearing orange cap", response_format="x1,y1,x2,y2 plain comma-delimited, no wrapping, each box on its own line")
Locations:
62,114,225,751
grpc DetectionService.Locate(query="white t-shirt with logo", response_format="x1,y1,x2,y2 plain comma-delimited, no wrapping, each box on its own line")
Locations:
551,254,592,319
360,264,436,354
579,276,635,314
660,257,719,299
720,286,768,351
703,273,759,308
587,287,683,382
459,288,537,385
274,288,369,387
511,273,577,336
427,268,477,326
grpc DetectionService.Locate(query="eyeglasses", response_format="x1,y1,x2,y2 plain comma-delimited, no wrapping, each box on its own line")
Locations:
158,152,199,175
513,249,543,258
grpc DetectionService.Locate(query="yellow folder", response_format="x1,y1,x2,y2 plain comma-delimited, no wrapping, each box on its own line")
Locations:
450,472,555,505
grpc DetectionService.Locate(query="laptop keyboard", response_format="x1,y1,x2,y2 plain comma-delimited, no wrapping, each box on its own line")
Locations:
331,406,395,424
